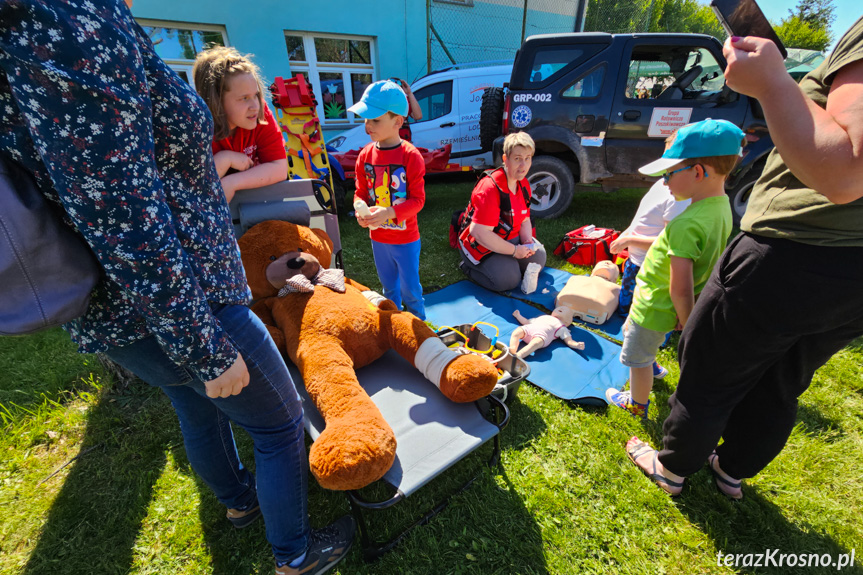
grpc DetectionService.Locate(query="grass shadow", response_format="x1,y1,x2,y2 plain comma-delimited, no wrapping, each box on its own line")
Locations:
0,330,104,420
21,382,174,574
675,480,862,574
499,396,548,451
795,403,844,439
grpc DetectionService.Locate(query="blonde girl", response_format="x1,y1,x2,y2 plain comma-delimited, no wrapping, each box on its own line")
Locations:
194,46,287,202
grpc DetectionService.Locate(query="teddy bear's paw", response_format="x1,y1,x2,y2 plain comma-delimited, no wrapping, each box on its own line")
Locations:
309,418,397,491
439,353,498,403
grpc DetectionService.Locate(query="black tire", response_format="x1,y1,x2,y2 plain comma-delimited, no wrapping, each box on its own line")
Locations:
527,155,575,219
726,162,763,226
480,87,505,152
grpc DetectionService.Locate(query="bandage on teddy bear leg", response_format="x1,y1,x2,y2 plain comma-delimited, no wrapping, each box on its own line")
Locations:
380,311,497,403
302,352,397,491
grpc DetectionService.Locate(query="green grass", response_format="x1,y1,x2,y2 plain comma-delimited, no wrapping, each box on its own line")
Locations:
2,176,861,575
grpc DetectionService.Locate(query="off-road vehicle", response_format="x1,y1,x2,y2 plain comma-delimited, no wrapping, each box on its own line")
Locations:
480,32,774,222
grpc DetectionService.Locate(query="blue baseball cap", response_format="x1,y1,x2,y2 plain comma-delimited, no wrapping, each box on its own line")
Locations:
639,119,746,176
347,80,409,118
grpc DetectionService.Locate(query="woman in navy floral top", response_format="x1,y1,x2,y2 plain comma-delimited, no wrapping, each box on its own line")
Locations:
0,0,354,570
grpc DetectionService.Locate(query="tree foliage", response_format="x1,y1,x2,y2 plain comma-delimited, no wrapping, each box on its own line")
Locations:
775,14,832,51
772,0,836,51
651,0,725,38
583,0,835,51
788,0,836,30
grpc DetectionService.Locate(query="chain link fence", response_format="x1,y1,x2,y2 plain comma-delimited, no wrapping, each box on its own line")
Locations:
427,0,580,73
582,0,654,34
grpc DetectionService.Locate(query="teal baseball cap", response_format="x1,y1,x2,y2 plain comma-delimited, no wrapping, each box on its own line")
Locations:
347,80,409,119
639,119,746,176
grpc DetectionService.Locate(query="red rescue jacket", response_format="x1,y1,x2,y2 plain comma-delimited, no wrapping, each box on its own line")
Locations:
458,168,531,265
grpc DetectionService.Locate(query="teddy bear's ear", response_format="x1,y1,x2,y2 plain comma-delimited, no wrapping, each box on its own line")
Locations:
238,220,299,299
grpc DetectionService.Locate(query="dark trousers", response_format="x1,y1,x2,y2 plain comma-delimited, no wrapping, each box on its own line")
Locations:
659,233,863,479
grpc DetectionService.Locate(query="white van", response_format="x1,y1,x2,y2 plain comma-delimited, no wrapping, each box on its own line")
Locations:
329,61,512,170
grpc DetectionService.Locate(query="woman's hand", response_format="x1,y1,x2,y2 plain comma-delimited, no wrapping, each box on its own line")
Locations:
723,36,788,100
204,353,249,398
513,244,533,259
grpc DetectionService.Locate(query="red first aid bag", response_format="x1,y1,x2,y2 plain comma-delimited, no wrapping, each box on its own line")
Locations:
553,225,620,266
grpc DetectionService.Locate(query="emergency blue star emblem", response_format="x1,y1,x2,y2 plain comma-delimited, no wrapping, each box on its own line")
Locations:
511,105,532,128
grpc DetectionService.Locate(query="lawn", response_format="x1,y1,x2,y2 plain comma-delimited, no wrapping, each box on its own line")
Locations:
1,175,861,575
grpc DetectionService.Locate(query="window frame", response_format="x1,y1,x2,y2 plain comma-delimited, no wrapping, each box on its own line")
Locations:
409,80,454,123
285,31,377,126
136,19,228,89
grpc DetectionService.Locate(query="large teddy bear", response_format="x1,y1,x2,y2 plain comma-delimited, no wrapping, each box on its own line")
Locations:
238,220,498,491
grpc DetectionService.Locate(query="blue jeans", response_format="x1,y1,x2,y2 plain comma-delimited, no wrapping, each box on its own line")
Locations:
371,238,426,319
105,303,309,564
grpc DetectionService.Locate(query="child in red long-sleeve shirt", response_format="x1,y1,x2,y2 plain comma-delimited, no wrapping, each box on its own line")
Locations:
350,80,426,319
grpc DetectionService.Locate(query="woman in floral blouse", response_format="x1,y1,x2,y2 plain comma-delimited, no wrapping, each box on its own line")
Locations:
0,1,354,571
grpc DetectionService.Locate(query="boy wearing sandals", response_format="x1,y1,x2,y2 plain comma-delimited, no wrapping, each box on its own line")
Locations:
605,119,741,421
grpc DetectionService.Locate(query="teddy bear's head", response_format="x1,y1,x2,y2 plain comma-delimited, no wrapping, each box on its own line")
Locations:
238,220,334,299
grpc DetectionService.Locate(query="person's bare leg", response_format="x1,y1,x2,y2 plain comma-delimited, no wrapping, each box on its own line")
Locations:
628,365,653,405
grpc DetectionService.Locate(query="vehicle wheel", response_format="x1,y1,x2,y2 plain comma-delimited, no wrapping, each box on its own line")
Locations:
479,87,505,152
726,163,763,226
527,155,575,219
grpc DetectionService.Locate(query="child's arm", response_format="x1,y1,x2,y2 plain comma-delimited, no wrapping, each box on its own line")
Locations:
213,150,252,178
353,149,373,228
669,255,695,330
220,159,288,203
610,234,654,254
218,106,288,202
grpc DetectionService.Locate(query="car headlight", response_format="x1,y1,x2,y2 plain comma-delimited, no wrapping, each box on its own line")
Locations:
329,136,346,149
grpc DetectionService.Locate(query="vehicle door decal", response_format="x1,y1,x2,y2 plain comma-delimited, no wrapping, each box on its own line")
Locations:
647,107,693,137
511,105,532,128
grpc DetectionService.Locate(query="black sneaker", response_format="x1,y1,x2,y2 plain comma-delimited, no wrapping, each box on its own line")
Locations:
275,515,356,575
226,502,261,529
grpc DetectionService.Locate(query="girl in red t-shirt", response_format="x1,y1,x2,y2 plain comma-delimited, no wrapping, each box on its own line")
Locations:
194,47,287,202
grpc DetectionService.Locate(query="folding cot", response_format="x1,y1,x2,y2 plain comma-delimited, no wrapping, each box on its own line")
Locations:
232,178,514,560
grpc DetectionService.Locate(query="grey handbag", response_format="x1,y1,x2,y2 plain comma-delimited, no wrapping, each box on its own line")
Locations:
0,154,101,335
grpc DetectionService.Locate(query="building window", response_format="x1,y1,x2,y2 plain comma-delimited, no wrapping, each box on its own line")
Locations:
285,32,376,125
137,20,227,88
434,0,474,6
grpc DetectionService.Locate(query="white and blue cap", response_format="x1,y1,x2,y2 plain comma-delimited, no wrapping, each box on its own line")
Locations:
638,119,746,176
347,80,409,119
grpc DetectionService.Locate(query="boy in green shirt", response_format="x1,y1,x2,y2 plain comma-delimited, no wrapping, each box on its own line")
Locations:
606,119,743,421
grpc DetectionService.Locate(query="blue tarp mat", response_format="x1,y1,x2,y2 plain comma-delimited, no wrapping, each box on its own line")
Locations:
426,281,628,405
503,267,626,340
